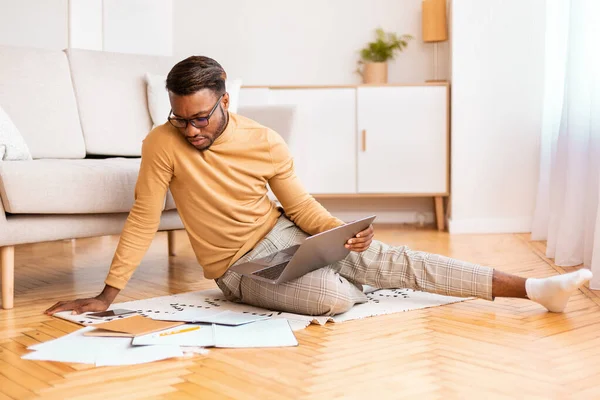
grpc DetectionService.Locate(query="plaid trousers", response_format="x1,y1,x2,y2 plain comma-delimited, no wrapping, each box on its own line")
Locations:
216,215,494,316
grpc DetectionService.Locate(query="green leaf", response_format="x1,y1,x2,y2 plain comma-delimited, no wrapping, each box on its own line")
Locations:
358,27,413,62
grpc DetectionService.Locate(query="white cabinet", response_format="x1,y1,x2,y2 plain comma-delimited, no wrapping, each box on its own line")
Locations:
238,84,449,230
268,89,356,194
238,84,449,196
356,86,448,194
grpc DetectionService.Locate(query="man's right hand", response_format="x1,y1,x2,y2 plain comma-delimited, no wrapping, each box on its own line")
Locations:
44,285,120,316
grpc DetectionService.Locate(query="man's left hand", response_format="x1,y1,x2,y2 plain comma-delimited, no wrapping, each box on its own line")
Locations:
345,224,374,252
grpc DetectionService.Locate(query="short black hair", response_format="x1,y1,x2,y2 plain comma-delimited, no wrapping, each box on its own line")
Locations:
166,56,226,96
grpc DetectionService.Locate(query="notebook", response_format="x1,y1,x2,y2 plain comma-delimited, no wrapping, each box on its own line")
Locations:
83,315,185,338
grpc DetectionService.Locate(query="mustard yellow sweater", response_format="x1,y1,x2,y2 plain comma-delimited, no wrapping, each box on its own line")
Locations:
105,113,343,290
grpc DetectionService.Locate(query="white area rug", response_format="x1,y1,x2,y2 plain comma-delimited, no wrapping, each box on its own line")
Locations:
55,288,473,331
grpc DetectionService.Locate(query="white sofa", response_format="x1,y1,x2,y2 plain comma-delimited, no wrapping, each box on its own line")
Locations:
0,45,294,309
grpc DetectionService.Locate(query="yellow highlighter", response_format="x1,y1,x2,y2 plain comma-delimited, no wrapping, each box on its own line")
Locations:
159,326,201,337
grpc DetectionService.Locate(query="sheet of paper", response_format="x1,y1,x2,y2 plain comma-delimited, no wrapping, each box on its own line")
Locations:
23,327,131,364
84,315,184,337
96,344,184,367
23,326,185,366
22,348,98,364
132,324,215,347
180,346,210,356
150,310,270,326
52,289,280,328
27,326,96,351
214,319,298,348
286,319,313,331
53,310,142,326
22,341,102,365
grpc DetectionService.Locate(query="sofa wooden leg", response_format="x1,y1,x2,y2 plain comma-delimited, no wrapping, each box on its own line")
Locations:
1,246,15,310
167,231,176,257
434,196,445,232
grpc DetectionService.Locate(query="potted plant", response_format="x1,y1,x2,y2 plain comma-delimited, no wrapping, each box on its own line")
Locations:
357,28,413,84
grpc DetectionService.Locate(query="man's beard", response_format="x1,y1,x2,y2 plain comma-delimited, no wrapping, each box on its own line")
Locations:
194,106,228,151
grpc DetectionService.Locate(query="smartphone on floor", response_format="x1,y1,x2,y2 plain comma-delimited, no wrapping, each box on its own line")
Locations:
87,309,137,320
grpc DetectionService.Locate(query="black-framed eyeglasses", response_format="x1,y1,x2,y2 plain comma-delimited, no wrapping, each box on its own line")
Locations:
168,93,225,129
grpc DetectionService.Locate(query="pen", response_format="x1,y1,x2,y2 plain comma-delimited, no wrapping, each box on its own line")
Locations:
159,326,200,336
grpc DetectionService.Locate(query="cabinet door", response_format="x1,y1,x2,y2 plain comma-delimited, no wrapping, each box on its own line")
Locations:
357,86,448,194
268,88,356,194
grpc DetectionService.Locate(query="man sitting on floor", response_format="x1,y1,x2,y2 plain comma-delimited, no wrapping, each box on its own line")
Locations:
46,56,592,317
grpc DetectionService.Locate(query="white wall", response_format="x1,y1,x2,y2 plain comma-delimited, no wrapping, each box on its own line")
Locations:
68,0,173,56
103,0,172,56
69,0,103,51
0,0,68,49
449,0,545,233
173,0,449,85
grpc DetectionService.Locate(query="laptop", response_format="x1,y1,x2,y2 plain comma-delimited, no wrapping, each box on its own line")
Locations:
229,215,376,284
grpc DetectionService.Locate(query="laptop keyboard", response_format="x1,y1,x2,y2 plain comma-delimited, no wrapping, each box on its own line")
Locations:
252,262,288,280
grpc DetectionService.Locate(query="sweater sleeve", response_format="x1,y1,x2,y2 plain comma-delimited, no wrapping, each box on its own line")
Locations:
266,129,344,235
104,131,174,289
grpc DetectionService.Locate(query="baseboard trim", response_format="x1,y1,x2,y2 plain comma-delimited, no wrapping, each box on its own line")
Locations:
448,217,533,234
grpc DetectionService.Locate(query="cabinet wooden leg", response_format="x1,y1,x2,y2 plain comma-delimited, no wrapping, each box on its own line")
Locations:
434,196,445,232
167,231,177,257
1,246,15,310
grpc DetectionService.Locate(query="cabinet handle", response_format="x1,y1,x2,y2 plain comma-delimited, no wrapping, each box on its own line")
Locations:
362,129,367,152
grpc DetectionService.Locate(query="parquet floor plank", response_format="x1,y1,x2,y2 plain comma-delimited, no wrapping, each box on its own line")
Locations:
1,227,598,398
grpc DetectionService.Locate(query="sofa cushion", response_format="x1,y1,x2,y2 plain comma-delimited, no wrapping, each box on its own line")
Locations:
0,105,32,161
0,45,86,159
0,158,150,214
165,191,177,210
237,105,296,143
67,49,177,157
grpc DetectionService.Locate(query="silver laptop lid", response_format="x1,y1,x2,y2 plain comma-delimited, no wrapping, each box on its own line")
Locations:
276,215,376,283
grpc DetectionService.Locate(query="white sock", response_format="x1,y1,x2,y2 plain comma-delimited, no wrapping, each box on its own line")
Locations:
525,269,593,312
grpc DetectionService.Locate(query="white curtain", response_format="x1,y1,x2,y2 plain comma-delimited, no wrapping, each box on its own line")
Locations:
531,0,600,289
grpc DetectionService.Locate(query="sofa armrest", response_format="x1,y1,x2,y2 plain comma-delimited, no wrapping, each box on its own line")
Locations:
0,194,8,244
0,191,6,224
237,105,296,142
237,105,296,205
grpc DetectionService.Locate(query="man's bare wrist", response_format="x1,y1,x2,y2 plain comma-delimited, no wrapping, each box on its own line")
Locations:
96,285,120,304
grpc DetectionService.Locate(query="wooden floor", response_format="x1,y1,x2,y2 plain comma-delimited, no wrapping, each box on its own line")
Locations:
1,225,599,399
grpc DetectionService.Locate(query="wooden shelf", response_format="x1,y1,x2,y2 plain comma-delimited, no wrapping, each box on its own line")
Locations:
312,193,449,199
242,82,450,90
